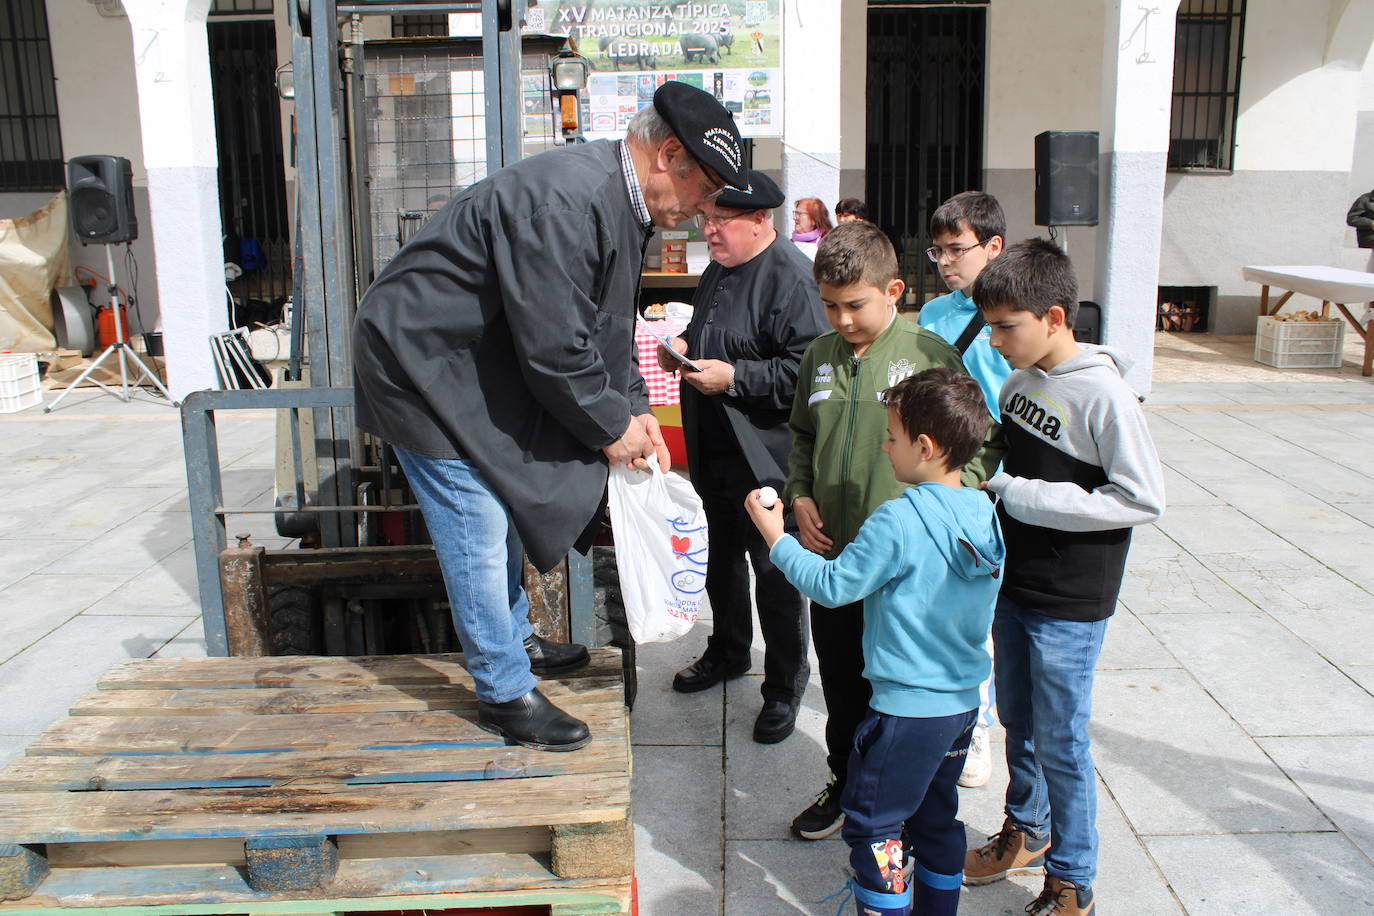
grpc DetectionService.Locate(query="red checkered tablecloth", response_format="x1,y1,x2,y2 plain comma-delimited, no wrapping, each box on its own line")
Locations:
635,316,691,407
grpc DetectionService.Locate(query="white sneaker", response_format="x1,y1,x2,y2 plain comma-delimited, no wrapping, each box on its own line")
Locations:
958,726,992,788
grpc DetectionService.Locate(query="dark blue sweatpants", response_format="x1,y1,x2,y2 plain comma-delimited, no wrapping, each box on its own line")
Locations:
840,707,977,903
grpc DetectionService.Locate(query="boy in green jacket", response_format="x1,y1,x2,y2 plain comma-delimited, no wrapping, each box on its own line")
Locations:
784,220,1003,840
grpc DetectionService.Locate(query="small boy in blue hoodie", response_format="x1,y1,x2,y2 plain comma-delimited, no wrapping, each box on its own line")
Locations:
746,368,1005,916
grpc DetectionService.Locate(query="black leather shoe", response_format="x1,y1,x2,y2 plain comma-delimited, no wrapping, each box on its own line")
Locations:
477,687,591,751
753,699,799,744
672,654,751,693
524,633,590,675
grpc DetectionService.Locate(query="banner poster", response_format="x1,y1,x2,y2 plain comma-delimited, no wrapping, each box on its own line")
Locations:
522,1,783,139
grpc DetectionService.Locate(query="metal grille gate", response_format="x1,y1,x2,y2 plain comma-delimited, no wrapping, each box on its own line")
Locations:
866,1,986,306
209,18,292,320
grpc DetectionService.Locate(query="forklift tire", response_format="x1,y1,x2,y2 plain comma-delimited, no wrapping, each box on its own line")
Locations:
268,584,322,655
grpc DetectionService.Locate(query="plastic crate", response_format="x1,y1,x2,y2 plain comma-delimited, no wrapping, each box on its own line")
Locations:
1253,316,1344,369
0,353,42,413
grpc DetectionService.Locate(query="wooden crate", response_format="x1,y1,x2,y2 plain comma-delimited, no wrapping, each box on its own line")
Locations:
0,650,632,915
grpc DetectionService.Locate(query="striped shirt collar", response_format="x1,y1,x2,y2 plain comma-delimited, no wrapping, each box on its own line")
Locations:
619,140,653,230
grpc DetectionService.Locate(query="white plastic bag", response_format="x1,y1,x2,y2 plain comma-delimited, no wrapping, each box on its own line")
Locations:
606,455,710,643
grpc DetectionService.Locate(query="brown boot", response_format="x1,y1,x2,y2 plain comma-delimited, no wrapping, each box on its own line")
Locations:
1025,875,1094,915
963,818,1049,885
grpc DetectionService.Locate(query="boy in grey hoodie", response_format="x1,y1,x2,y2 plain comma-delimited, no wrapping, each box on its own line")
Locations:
962,240,1165,916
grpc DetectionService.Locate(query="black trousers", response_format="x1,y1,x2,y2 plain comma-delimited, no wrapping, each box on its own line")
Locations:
811,598,871,789
695,450,809,703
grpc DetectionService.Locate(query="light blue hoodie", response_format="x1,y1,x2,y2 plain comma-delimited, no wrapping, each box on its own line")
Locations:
771,482,1004,718
918,289,1012,420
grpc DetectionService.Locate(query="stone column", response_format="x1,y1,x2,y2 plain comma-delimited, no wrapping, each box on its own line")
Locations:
781,0,860,235
1094,0,1181,394
121,0,224,398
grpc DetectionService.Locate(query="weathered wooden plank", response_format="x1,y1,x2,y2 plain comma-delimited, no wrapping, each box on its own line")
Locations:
0,844,48,902
24,696,625,757
0,773,629,845
3,853,630,913
44,827,548,868
97,649,622,691
0,733,628,792
70,676,622,717
243,836,338,892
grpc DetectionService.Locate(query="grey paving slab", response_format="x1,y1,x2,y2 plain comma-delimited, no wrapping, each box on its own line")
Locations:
723,674,830,842
153,465,276,514
1334,500,1374,527
0,613,195,733
0,484,181,541
1145,612,1374,737
1092,668,1330,835
1154,505,1300,561
1261,736,1374,861
1236,409,1374,482
0,538,83,590
1161,410,1371,502
634,745,723,916
1097,608,1180,670
721,838,854,916
0,734,35,768
1144,384,1245,406
1118,551,1252,614
38,508,192,575
1145,833,1374,914
1344,665,1374,693
149,618,209,658
85,543,200,615
0,572,128,661
1158,460,1224,507
631,629,726,747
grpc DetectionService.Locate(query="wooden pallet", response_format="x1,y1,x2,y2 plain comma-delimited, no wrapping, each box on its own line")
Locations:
0,650,633,915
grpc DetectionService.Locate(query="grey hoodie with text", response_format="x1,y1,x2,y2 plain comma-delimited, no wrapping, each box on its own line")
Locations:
985,345,1165,621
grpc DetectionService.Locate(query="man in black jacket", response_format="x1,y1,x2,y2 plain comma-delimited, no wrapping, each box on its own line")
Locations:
353,82,744,751
659,171,827,743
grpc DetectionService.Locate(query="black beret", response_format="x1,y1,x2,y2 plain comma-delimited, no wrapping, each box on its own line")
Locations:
713,170,783,211
652,81,746,190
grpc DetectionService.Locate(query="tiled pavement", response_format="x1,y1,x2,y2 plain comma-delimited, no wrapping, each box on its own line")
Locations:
2,334,1373,914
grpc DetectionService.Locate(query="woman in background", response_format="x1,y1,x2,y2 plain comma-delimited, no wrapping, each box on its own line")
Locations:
791,197,833,260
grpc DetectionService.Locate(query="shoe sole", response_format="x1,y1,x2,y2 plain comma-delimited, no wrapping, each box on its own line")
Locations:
672,663,751,694
476,720,592,753
962,863,1045,886
752,724,795,744
530,654,591,676
792,815,845,841
957,770,991,788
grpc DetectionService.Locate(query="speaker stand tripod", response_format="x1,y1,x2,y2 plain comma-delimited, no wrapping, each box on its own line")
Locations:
45,244,179,412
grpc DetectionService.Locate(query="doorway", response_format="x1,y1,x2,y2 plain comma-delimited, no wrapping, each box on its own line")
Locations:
866,1,986,305
208,18,291,327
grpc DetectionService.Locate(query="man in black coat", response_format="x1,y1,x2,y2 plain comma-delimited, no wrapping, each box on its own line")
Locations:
658,171,827,743
353,82,745,751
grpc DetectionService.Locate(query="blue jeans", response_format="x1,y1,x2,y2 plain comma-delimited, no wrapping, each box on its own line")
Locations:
395,447,536,704
993,595,1108,889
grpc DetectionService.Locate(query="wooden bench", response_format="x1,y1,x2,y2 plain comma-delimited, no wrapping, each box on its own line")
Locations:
0,650,633,915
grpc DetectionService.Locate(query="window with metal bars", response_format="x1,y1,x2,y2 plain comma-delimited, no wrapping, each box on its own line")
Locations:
0,0,63,192
392,15,450,37
210,0,274,14
1169,0,1245,172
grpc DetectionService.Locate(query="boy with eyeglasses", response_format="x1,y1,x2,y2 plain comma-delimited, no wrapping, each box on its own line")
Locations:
917,191,1012,789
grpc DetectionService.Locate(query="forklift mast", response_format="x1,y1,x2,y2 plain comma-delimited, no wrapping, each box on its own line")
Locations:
181,0,606,664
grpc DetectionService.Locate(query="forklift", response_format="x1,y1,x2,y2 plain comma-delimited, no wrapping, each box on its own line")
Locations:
181,0,634,697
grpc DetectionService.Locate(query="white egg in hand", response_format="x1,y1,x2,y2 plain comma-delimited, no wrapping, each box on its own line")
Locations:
758,486,778,509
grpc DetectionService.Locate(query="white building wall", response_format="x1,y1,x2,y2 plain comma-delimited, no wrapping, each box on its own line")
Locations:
1160,0,1373,332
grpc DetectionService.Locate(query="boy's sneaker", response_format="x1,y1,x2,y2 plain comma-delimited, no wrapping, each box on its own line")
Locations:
957,725,992,788
1026,875,1094,915
790,781,844,839
963,818,1048,885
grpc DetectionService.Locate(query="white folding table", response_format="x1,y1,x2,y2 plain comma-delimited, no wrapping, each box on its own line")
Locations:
1242,265,1374,376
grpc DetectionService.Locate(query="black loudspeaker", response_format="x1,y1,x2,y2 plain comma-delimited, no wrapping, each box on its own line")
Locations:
1034,131,1098,227
1074,300,1102,345
68,155,138,244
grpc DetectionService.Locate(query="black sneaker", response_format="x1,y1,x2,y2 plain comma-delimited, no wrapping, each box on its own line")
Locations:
791,781,844,840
